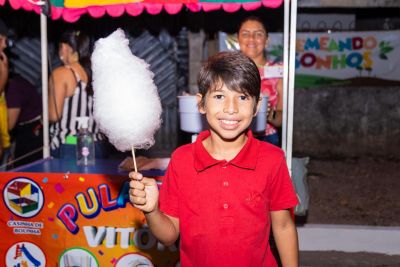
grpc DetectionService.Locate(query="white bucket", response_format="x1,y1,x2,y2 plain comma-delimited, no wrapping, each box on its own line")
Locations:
251,95,269,133
178,95,268,134
178,95,206,133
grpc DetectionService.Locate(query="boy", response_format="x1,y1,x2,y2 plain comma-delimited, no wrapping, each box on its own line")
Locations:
129,51,299,267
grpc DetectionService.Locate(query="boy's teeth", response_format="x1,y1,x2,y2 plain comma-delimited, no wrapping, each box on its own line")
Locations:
221,120,238,125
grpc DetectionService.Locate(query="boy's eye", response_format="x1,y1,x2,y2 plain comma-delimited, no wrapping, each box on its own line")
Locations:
239,95,249,100
214,94,224,99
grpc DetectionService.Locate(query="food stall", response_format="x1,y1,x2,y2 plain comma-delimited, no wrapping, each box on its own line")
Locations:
0,0,299,265
0,158,176,266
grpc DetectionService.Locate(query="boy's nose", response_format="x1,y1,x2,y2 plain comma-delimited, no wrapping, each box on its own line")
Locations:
223,99,238,114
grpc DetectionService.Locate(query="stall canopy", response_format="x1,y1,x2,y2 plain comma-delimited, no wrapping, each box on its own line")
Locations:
1,0,283,22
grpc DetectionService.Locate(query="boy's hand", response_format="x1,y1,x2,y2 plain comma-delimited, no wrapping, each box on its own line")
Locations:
129,171,159,214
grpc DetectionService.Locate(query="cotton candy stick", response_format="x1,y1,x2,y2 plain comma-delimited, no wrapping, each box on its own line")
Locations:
132,147,138,172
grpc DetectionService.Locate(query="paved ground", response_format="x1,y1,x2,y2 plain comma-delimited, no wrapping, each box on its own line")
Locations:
299,251,400,267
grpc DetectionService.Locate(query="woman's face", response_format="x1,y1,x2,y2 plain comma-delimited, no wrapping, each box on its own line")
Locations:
238,20,268,64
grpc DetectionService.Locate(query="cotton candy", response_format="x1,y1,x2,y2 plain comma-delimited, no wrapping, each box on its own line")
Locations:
91,29,162,151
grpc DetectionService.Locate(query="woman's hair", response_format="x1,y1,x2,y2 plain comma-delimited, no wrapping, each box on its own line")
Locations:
60,30,93,94
238,15,269,38
197,51,261,111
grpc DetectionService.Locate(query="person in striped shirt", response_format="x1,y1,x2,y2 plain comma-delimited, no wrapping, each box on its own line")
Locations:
48,30,107,159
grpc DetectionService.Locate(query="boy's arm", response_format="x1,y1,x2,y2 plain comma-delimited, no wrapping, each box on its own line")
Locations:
129,171,179,246
271,209,299,267
145,209,179,246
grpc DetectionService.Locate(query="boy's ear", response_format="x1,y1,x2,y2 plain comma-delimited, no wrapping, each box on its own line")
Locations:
196,93,206,114
253,96,262,117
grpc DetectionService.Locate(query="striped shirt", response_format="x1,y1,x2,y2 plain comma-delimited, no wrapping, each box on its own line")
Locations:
50,66,103,150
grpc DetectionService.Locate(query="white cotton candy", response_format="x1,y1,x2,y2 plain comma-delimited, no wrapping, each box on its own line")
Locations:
91,29,162,151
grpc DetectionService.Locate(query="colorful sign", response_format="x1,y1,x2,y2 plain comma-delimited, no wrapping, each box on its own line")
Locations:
219,30,400,87
295,31,400,87
0,172,179,266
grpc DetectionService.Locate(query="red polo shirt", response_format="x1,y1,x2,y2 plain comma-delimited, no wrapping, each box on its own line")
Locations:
159,130,298,267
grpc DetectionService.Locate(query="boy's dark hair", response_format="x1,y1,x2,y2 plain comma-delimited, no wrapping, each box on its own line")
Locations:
238,16,269,38
197,51,261,110
60,30,93,94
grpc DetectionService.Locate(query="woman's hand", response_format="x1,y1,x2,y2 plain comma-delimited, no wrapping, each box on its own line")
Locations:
129,171,159,213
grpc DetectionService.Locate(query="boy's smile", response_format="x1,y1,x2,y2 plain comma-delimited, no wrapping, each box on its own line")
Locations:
197,83,260,143
219,119,240,129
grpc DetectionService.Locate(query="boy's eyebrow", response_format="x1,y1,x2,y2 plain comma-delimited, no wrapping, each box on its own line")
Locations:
210,85,225,92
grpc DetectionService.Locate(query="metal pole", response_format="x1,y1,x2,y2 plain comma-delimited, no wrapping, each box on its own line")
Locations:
286,0,298,174
40,12,50,158
282,0,290,155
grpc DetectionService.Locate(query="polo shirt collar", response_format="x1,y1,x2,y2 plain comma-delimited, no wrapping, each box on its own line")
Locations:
193,130,260,171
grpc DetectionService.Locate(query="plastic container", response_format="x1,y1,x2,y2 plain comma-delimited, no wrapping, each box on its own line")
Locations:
178,95,206,133
76,116,95,166
251,95,269,133
178,95,269,134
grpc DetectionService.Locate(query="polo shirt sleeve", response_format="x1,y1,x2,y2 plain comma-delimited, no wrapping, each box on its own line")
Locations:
159,156,179,218
269,155,299,211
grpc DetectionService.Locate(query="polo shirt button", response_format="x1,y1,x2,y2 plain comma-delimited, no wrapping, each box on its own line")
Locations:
223,203,229,209
222,165,227,169
223,181,229,187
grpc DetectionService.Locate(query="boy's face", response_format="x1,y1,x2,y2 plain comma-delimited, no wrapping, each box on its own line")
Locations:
197,83,261,141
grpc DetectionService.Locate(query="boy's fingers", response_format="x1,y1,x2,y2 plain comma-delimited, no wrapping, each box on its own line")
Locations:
141,177,156,186
129,180,145,191
129,171,143,181
130,188,146,198
130,195,146,205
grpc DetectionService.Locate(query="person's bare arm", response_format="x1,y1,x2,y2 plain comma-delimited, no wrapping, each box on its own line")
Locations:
48,67,69,122
267,78,283,127
0,52,8,94
7,107,20,131
145,209,180,246
129,171,180,246
271,209,298,267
